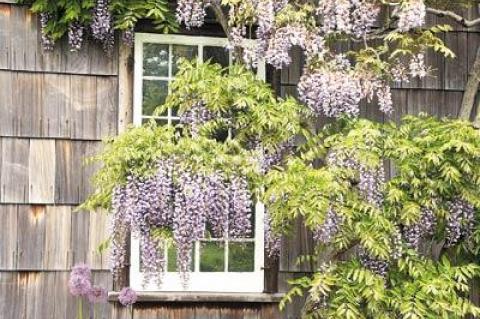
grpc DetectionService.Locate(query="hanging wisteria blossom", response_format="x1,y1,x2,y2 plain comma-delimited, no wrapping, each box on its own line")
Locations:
109,161,254,286
396,0,427,32
40,13,55,51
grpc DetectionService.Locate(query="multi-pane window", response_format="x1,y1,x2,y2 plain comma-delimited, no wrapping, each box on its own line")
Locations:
131,33,265,292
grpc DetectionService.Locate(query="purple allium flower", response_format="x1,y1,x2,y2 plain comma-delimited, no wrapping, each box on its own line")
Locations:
118,287,138,306
88,286,108,304
71,263,92,279
69,263,92,296
69,274,92,297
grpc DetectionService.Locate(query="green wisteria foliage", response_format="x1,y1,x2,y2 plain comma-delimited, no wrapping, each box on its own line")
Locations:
83,60,306,210
17,0,176,51
266,116,480,318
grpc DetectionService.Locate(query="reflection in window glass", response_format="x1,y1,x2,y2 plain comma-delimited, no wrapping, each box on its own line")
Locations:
167,245,194,272
228,242,254,272
200,241,225,272
204,46,229,68
172,45,198,75
142,80,168,116
143,43,169,77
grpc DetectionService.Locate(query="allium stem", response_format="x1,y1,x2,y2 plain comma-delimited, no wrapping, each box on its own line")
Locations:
77,298,83,319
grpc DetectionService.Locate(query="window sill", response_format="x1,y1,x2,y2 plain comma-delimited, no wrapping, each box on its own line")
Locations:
108,291,284,303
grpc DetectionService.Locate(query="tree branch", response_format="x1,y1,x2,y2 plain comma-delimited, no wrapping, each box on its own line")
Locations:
473,100,480,128
458,44,480,120
426,7,480,28
210,1,230,39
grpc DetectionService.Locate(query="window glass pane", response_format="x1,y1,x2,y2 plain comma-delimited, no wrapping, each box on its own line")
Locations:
172,45,198,75
228,242,254,272
200,241,225,272
204,46,229,68
142,118,169,126
143,43,169,77
142,80,168,116
167,245,194,272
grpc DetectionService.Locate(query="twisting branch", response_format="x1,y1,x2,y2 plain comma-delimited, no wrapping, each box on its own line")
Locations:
458,45,480,120
210,0,230,39
426,7,480,28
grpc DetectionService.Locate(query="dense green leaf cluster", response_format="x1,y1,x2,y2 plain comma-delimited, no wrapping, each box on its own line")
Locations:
265,115,480,318
17,0,176,43
82,60,305,210
161,59,309,148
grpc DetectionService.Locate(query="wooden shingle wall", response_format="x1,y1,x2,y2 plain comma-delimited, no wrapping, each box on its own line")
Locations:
0,2,116,318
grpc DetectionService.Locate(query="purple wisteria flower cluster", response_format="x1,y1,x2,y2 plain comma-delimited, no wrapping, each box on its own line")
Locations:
264,210,281,258
313,207,344,244
109,161,253,286
317,0,380,37
176,0,210,29
402,207,437,249
359,249,389,277
179,102,215,137
445,198,476,247
91,0,115,53
172,0,427,118
40,0,133,52
396,0,426,32
298,55,399,118
40,13,55,51
68,21,85,52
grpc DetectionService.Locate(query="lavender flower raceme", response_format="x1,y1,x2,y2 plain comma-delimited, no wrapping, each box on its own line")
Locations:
68,21,84,51
205,172,230,238
108,161,256,285
179,101,214,137
409,53,427,78
402,207,437,249
118,287,138,306
316,0,379,37
40,13,55,51
265,25,307,69
359,249,389,277
88,286,108,304
313,207,343,244
298,69,363,118
376,84,393,114
445,198,475,247
122,28,135,47
228,174,253,238
264,210,281,258
91,0,112,41
396,0,426,32
176,0,208,29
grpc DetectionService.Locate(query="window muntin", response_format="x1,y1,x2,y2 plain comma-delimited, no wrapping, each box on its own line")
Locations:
132,33,265,292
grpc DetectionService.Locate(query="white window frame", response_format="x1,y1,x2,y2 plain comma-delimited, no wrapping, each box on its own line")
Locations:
131,33,266,293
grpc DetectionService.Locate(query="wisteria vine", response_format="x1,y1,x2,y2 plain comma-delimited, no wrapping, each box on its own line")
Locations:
172,0,450,119
109,160,253,285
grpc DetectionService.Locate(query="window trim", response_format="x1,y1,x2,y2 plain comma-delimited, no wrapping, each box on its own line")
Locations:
131,33,266,293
